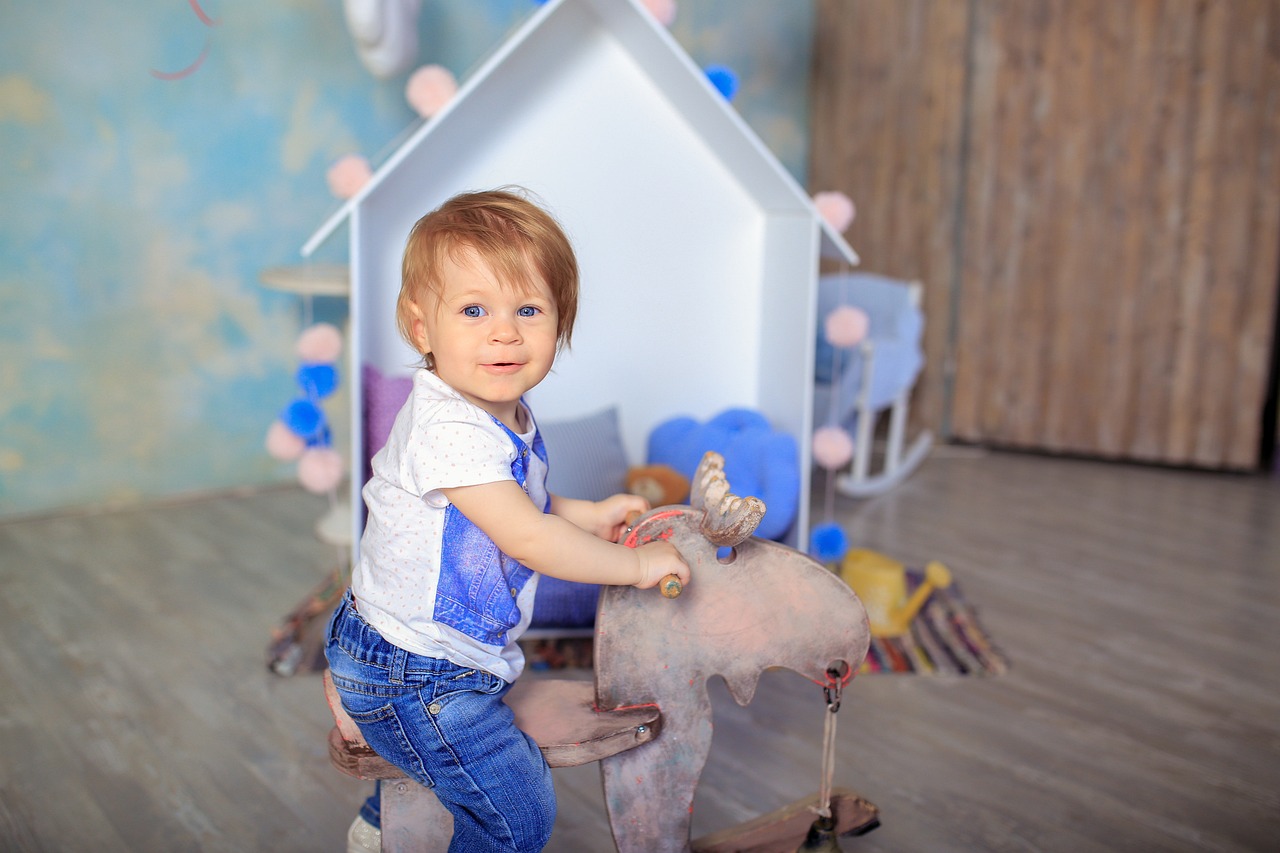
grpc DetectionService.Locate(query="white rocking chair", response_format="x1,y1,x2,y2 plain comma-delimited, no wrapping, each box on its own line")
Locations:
814,273,932,498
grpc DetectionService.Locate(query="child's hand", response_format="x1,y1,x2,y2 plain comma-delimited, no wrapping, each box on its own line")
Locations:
593,493,650,542
634,541,690,591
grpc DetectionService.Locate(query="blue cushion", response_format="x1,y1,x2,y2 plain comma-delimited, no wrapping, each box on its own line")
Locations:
529,576,601,629
539,406,629,501
646,408,799,542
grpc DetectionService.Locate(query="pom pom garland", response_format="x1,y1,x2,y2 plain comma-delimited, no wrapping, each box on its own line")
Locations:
813,191,856,233
406,64,458,118
824,305,869,349
265,324,346,493
812,425,856,471
326,154,372,199
809,191,864,557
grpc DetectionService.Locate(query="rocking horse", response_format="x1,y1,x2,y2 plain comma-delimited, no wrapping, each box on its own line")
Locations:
324,452,879,851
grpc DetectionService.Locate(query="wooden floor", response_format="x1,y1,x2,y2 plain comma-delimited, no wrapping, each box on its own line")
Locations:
1,449,1277,852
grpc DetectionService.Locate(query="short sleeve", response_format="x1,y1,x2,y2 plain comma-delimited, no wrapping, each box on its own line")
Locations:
398,408,515,501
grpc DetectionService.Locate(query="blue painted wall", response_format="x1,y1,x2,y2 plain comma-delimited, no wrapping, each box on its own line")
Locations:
0,0,814,517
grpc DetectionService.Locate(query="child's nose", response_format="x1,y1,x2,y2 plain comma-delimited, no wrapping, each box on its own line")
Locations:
490,315,520,342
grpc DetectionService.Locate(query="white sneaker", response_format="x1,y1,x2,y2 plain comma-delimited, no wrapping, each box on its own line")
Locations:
347,815,382,853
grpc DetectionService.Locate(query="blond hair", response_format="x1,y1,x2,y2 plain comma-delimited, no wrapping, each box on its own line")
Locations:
397,188,579,368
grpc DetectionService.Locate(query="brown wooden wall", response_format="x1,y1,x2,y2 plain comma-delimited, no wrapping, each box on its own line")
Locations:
810,0,1280,469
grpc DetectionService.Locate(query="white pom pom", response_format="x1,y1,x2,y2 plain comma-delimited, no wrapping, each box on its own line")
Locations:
812,426,855,471
824,305,869,348
813,191,856,233
265,420,306,461
296,323,344,363
326,154,371,199
298,447,345,494
405,64,458,118
642,0,677,26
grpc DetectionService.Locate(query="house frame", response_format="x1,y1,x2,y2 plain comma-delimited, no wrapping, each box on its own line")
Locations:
303,0,859,551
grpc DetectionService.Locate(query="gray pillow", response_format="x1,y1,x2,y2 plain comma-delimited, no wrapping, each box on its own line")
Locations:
539,406,629,501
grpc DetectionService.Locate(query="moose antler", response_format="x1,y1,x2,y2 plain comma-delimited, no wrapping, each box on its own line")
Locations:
690,452,766,547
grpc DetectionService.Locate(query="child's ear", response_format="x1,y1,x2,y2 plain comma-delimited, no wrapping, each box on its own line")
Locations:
406,301,431,354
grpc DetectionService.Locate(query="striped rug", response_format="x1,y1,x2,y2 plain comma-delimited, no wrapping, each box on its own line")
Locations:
859,568,1009,676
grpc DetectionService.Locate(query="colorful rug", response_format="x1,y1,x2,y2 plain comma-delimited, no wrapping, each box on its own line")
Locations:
858,568,1008,676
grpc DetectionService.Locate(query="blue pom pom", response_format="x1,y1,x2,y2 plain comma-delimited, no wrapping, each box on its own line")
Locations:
704,64,739,101
296,363,338,399
810,522,849,564
282,398,325,440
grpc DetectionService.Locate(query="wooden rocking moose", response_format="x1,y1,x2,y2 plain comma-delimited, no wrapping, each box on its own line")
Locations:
324,451,879,851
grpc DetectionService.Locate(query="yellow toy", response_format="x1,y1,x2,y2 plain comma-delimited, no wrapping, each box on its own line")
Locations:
840,548,952,638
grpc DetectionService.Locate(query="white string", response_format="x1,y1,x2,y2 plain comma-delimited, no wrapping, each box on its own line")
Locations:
827,330,843,428
816,701,838,818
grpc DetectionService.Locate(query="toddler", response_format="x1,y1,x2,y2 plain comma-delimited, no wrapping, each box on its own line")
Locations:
325,188,690,852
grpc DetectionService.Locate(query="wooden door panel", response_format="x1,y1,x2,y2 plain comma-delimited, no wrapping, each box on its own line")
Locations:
810,0,1280,469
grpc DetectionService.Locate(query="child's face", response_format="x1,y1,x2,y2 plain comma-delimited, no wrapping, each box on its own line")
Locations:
411,248,559,429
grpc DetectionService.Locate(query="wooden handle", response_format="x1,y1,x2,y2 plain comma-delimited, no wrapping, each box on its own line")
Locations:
625,511,683,598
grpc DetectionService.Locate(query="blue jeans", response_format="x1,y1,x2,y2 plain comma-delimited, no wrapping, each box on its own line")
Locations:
325,591,556,852
359,782,381,829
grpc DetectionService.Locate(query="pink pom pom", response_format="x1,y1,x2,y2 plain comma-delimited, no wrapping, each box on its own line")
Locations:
813,191,856,233
405,64,458,118
642,0,677,26
825,305,869,348
265,420,306,461
298,447,345,494
812,426,856,471
296,323,343,363
326,154,371,199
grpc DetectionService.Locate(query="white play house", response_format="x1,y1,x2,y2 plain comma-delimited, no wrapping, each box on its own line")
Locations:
302,0,859,550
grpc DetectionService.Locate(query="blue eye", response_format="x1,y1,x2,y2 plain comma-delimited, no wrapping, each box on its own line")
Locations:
462,305,486,318
517,306,540,318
